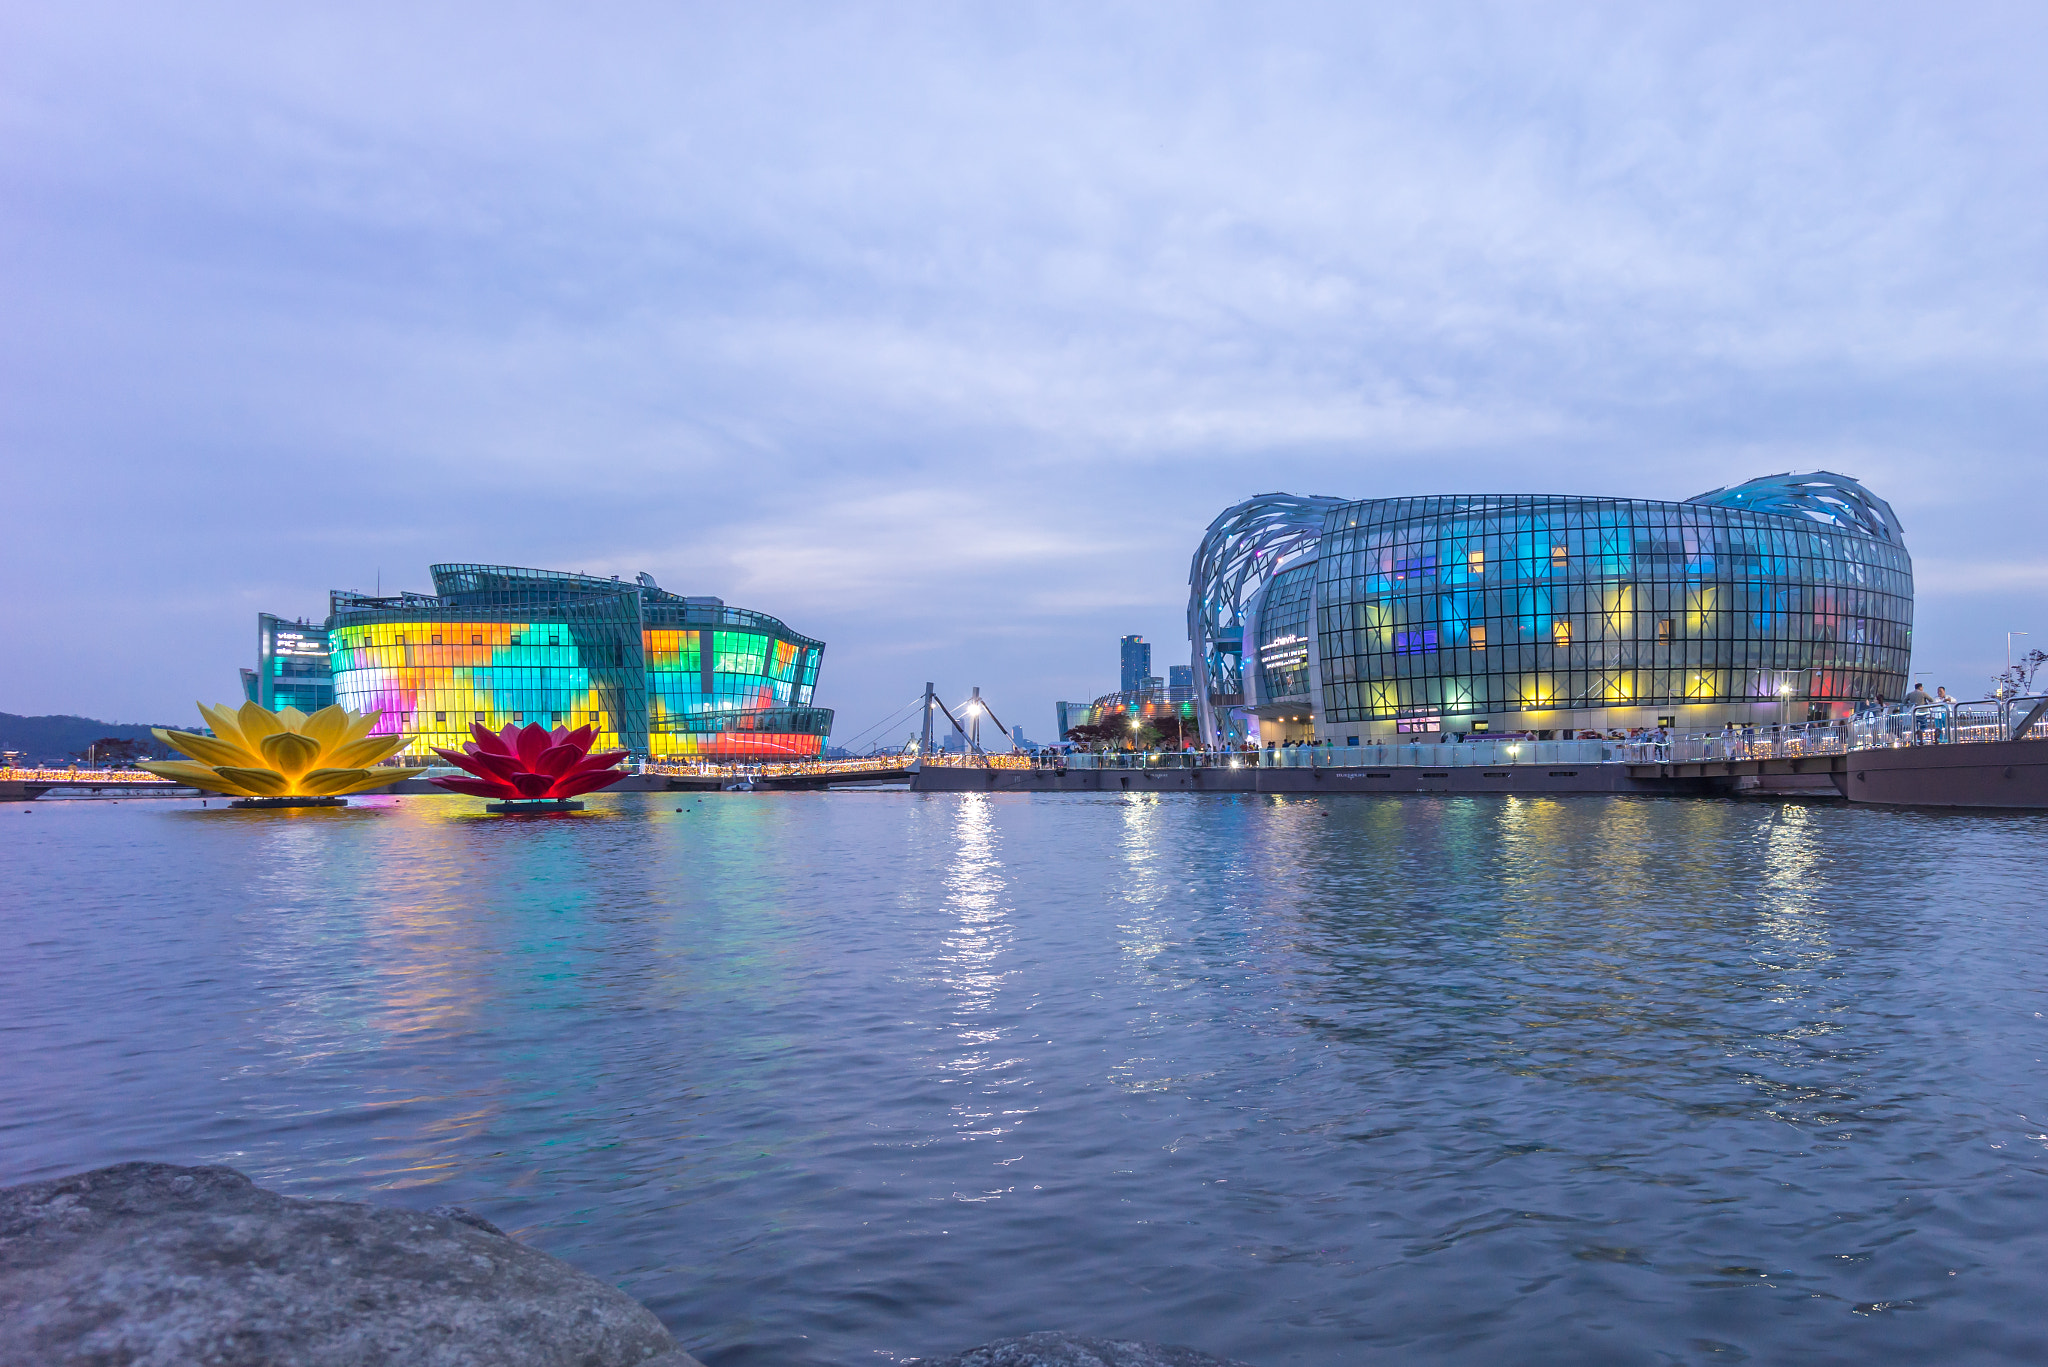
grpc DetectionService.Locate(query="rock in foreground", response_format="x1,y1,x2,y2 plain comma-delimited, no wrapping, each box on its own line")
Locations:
908,1331,1256,1367
0,1161,699,1367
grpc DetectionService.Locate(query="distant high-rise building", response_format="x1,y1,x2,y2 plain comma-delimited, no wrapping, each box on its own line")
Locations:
1168,665,1192,692
1120,635,1150,693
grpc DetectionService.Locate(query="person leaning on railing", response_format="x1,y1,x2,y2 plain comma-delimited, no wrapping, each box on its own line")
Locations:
1904,683,1933,743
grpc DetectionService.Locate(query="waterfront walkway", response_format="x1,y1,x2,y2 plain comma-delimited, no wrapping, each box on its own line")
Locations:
9,695,2045,807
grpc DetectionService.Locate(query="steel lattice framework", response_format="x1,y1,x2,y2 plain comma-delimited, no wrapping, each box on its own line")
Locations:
1685,471,1905,544
1186,492,1344,747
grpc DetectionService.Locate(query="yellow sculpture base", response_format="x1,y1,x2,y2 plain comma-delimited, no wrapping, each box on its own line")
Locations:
229,796,348,809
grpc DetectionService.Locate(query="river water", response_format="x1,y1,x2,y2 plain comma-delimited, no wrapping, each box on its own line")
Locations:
3,790,2045,1365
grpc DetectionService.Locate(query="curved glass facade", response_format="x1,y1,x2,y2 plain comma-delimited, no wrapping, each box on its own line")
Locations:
1255,564,1317,701
1194,474,1914,743
314,564,830,760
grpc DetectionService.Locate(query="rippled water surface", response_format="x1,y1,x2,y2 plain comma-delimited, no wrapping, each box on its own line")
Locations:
4,790,2047,1365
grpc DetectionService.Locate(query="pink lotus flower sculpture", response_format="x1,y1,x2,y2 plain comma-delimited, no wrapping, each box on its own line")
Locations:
430,722,627,802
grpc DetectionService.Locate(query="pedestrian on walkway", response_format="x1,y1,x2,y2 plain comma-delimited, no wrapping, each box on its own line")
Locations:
1906,682,1933,743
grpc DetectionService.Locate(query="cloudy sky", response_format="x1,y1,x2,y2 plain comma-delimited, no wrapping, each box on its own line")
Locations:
4,2,2044,737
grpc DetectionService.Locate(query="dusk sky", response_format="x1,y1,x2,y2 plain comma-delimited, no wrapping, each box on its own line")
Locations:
6,3,2045,739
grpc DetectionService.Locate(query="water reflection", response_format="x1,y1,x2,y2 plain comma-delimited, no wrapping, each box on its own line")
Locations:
5,792,2044,1367
932,796,1021,1146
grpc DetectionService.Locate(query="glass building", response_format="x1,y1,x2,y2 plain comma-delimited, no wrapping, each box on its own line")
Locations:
1190,473,1914,745
253,564,831,760
241,614,336,713
1119,635,1152,693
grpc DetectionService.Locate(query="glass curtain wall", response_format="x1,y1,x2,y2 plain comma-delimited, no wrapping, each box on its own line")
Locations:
1254,564,1317,700
328,588,643,757
1314,495,1913,728
322,565,831,760
253,614,335,713
643,599,829,759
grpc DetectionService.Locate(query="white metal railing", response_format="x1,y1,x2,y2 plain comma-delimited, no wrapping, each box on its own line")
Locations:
1032,740,1615,770
1614,694,2048,763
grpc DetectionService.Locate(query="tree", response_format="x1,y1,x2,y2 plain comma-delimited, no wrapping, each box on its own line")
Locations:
1066,712,1203,749
75,737,148,767
1145,713,1202,749
1064,720,1134,748
1993,649,2048,699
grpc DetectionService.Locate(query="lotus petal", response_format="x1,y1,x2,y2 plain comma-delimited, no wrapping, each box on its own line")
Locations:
260,731,324,777
470,722,512,755
236,702,290,747
532,743,583,777
152,728,252,769
434,748,526,785
430,746,498,778
214,766,290,796
299,704,352,749
341,710,383,743
514,724,551,768
461,749,525,783
277,706,309,733
562,724,595,750
298,767,377,795
198,702,251,753
138,760,253,795
329,735,405,769
512,771,556,798
324,766,427,795
430,776,514,798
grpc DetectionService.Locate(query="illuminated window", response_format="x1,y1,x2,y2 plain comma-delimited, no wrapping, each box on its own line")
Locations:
396,634,406,645
1469,625,1487,650
509,634,521,646
1468,550,1485,574
513,712,524,723
1394,630,1439,655
435,712,446,723
1393,555,1437,581
1657,618,1673,641
471,635,482,646
1553,621,1572,647
589,712,601,725
1551,546,1568,567
473,712,484,723
431,635,443,645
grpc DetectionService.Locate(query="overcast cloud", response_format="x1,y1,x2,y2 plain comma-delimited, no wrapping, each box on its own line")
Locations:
4,2,2044,736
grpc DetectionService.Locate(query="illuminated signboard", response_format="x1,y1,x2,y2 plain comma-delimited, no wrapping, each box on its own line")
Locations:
1258,633,1309,672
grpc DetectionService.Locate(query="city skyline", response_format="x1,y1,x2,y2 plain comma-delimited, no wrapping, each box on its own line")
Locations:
5,4,2045,737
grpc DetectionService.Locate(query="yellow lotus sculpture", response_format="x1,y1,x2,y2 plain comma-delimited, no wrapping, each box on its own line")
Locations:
140,702,426,798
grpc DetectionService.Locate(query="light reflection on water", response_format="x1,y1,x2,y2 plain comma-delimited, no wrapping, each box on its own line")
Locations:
4,791,2047,1366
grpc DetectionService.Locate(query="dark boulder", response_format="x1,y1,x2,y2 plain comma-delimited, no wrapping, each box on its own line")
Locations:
908,1331,1256,1367
0,1161,701,1367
